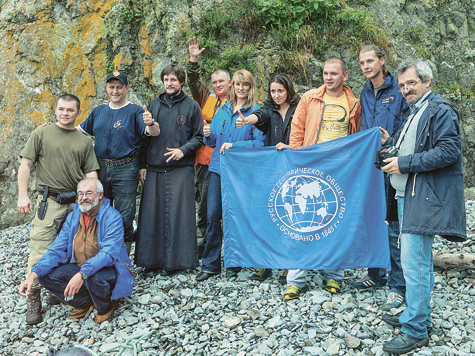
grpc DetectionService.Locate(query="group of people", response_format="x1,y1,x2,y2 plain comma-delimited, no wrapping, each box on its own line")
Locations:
16,37,466,355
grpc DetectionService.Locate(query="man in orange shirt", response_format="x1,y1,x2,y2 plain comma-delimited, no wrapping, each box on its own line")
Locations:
187,37,232,256
285,57,361,299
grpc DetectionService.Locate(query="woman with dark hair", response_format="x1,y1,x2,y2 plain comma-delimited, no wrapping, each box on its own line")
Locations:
236,73,300,283
196,69,265,282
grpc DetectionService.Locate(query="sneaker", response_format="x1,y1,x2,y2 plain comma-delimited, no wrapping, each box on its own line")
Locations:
323,279,341,294
284,285,309,300
351,274,385,289
250,268,272,281
278,269,288,285
382,291,404,311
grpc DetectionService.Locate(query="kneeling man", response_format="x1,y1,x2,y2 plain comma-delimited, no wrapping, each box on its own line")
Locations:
19,178,134,324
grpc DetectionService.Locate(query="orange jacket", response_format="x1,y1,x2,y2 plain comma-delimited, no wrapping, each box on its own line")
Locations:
289,84,361,149
187,61,226,166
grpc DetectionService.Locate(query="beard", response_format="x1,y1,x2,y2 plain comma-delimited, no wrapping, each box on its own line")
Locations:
79,196,100,213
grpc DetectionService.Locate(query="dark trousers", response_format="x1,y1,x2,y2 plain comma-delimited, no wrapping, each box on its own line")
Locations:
195,164,210,249
38,263,117,315
99,160,139,242
201,172,240,274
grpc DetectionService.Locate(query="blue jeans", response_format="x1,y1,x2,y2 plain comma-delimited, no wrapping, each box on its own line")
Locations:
397,197,434,339
99,160,139,242
368,173,405,296
38,263,117,315
201,173,239,274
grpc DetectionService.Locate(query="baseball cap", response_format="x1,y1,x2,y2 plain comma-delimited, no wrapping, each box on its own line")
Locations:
106,70,128,85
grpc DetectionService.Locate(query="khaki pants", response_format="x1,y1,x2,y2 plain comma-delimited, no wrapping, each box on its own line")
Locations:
27,196,73,289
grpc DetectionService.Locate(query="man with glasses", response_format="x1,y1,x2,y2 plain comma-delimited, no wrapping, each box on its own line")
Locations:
19,178,134,325
352,45,408,311
379,59,466,354
285,57,361,299
17,94,99,325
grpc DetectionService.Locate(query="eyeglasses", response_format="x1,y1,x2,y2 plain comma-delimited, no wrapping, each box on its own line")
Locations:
77,191,96,199
398,79,421,92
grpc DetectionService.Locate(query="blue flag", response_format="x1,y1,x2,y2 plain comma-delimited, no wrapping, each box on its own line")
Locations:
221,128,390,270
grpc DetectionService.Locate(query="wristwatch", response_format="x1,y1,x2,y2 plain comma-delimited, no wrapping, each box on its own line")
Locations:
147,119,156,126
79,271,88,280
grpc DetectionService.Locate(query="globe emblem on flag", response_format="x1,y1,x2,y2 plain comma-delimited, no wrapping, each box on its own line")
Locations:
275,175,338,232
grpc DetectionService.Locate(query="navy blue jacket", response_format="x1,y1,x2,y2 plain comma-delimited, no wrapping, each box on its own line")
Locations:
386,92,466,242
360,71,408,135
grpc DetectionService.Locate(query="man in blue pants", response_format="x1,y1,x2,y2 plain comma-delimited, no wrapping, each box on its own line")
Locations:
380,58,466,354
352,45,408,311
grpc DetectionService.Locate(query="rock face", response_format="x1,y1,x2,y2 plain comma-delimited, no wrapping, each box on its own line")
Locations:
0,0,474,228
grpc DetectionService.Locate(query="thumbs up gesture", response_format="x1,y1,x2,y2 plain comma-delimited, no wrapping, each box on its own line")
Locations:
236,109,246,128
203,120,211,137
143,105,154,126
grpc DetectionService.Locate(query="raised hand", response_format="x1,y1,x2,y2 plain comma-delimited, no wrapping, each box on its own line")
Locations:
236,109,245,128
203,120,211,137
188,37,205,62
143,105,153,125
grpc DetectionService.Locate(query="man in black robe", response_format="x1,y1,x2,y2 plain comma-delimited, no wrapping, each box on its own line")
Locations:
136,64,204,278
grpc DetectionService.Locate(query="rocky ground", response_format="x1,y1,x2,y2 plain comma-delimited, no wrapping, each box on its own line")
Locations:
0,200,474,356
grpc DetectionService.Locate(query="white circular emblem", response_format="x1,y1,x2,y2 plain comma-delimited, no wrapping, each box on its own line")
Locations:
274,174,339,233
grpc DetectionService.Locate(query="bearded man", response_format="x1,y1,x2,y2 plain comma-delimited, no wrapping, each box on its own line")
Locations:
19,178,134,324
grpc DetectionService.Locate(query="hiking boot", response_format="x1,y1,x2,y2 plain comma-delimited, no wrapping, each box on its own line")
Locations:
26,289,42,325
278,269,288,285
284,285,309,300
69,301,94,320
351,274,385,289
383,333,429,354
250,268,272,281
381,291,404,311
323,279,341,294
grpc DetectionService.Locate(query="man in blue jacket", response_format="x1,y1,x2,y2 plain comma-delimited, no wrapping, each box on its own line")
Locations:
380,59,466,354
352,45,408,311
19,178,134,324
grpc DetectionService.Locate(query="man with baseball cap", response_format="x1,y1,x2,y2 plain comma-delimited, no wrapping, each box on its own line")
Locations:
78,71,160,248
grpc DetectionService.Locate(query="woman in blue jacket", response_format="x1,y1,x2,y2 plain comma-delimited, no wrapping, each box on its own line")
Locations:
196,69,265,281
236,73,300,283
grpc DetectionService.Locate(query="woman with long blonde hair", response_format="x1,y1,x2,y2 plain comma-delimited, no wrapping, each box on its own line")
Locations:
196,69,265,281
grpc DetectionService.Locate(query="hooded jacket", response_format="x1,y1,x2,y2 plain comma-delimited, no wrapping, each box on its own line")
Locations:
139,91,204,172
31,198,134,300
386,92,466,242
204,101,264,175
360,70,408,135
289,84,361,149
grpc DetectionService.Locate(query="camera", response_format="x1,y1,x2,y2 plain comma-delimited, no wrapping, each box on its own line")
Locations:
375,145,398,169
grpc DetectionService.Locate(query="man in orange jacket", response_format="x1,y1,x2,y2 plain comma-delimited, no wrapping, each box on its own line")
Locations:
186,37,232,256
285,57,361,299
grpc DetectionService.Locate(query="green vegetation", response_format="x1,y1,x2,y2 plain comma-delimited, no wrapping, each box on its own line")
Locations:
105,61,115,73
180,0,391,80
260,0,339,29
405,26,430,59
438,81,475,101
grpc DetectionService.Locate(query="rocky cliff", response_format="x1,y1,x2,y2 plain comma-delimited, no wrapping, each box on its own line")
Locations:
1,0,474,228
